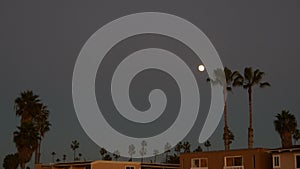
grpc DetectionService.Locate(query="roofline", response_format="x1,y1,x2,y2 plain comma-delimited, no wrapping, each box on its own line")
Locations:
267,147,300,153
181,147,269,155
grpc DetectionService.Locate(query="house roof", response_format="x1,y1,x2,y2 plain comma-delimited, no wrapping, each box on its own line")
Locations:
268,145,300,153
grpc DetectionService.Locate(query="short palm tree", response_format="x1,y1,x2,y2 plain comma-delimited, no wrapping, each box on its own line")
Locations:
174,142,182,155
13,123,40,169
113,151,120,161
293,129,300,145
51,152,56,163
233,67,270,149
204,140,211,151
274,110,297,148
182,141,191,153
71,140,79,161
2,153,19,169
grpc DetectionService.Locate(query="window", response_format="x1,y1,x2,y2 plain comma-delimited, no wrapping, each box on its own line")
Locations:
191,158,208,169
295,154,300,169
225,156,243,167
125,166,135,169
273,155,280,168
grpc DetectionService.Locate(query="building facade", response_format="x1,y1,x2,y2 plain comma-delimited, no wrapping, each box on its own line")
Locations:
180,148,272,169
35,160,179,169
269,147,300,169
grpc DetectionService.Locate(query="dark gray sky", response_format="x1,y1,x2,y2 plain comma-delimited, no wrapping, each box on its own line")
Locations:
1,0,300,166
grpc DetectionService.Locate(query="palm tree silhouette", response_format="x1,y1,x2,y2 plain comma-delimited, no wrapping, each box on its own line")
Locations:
274,110,297,148
128,144,135,161
34,105,51,164
182,142,191,153
13,123,40,169
204,141,211,151
208,67,238,150
293,129,300,145
51,152,56,163
71,140,79,161
234,67,270,148
62,154,66,162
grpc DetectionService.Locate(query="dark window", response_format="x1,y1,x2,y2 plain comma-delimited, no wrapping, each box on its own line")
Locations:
126,167,135,169
296,155,300,168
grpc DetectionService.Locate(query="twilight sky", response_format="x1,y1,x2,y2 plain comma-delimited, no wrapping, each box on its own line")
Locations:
1,0,300,167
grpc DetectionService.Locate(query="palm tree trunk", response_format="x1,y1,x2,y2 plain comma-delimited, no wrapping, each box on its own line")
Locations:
223,89,230,150
21,162,25,169
73,150,76,161
165,152,168,163
248,87,254,149
35,140,41,164
281,131,293,148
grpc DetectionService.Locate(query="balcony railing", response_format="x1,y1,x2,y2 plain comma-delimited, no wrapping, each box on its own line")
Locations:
223,166,244,169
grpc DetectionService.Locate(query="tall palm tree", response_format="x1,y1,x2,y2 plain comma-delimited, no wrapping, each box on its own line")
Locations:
70,140,79,161
128,144,135,161
233,67,270,149
14,91,50,164
274,110,297,148
139,140,147,162
208,67,239,150
13,123,40,169
15,91,41,124
34,105,51,164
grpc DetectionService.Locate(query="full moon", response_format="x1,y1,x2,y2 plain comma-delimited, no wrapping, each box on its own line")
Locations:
198,65,205,72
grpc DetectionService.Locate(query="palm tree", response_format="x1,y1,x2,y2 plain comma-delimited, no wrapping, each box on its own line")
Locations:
2,153,19,169
34,105,51,164
113,150,120,161
164,142,171,163
15,91,41,124
204,141,211,151
293,129,300,145
274,110,297,148
78,153,82,161
70,140,79,161
51,152,56,163
153,149,159,163
174,142,182,155
182,142,191,153
208,67,238,150
13,123,40,169
128,144,136,161
62,154,66,162
233,67,270,149
139,140,147,162
193,146,203,152
14,91,50,164
100,147,107,159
